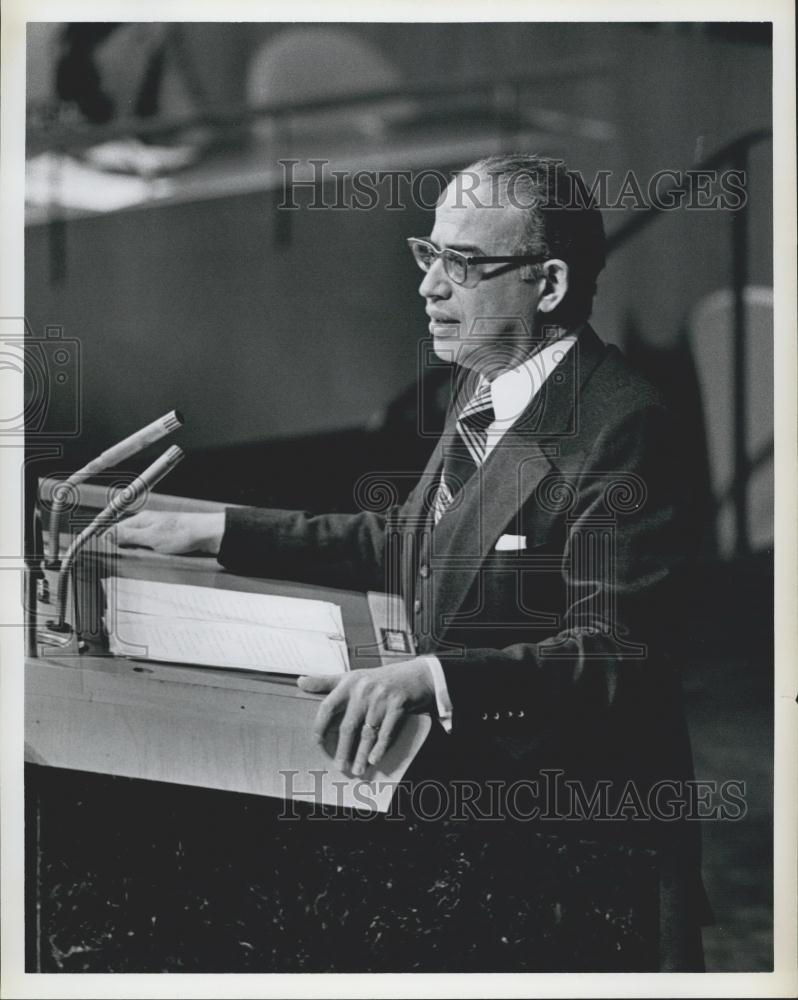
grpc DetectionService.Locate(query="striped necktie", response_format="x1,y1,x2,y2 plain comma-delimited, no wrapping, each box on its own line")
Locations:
432,379,495,524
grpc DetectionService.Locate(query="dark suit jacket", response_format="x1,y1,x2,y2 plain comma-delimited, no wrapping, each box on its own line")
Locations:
218,326,699,852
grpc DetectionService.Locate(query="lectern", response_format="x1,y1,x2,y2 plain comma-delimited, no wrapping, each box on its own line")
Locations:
25,480,685,973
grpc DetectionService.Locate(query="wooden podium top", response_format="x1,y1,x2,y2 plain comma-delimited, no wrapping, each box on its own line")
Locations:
26,482,430,809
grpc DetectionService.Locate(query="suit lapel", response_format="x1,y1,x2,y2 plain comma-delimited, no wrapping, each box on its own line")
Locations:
427,326,607,645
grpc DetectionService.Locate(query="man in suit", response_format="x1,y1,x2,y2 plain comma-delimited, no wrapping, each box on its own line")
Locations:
115,154,706,969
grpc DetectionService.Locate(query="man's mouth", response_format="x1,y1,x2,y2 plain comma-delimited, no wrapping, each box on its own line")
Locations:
427,316,460,335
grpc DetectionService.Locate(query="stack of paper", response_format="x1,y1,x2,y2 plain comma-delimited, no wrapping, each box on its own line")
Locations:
103,577,349,677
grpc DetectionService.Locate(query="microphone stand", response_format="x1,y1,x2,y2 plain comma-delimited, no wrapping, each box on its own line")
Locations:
45,409,183,569
40,445,185,653
25,507,45,658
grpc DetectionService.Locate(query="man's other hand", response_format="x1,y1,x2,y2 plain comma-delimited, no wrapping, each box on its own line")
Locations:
297,660,435,776
112,510,225,556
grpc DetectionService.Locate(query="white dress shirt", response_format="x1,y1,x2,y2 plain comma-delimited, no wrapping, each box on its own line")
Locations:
420,333,578,732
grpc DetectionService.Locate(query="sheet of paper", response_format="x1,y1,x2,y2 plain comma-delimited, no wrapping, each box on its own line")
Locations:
108,613,348,676
106,576,345,635
102,577,349,676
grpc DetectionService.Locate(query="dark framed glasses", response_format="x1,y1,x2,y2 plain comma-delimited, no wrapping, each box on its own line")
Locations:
407,237,546,287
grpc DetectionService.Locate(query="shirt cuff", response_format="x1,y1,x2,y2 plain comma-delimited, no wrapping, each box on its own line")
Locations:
420,655,453,733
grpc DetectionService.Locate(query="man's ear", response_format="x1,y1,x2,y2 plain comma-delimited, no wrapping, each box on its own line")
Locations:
537,259,569,313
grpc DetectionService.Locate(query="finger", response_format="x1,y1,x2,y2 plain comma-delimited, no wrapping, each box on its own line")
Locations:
111,520,141,546
112,513,155,546
297,674,340,694
333,699,367,772
117,512,152,530
351,717,382,777
310,684,348,746
367,704,405,767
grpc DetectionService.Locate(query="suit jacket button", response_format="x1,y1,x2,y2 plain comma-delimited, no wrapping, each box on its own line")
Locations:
518,709,525,718
493,711,501,721
481,712,488,721
419,564,430,579
413,599,422,614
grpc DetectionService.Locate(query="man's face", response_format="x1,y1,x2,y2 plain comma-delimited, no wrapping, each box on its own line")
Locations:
419,176,543,376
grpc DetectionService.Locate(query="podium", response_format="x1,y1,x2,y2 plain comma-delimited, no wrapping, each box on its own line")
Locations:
26,481,428,810
24,481,697,972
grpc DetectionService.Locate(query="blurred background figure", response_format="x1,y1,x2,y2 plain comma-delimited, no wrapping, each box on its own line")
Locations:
55,23,176,124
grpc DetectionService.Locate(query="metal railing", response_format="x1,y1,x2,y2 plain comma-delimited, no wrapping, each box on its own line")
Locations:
26,58,612,157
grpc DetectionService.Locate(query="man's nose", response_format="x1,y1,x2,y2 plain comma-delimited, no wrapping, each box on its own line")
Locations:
418,257,451,299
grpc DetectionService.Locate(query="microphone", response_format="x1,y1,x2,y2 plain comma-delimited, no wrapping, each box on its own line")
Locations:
45,409,183,567
49,444,185,632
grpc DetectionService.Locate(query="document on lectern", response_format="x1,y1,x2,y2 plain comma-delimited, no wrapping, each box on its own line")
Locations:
102,577,350,676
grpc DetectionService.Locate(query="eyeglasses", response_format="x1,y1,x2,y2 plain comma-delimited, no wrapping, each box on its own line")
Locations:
407,237,547,287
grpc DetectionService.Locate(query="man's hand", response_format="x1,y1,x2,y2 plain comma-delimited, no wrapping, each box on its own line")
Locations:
297,659,435,776
111,510,225,556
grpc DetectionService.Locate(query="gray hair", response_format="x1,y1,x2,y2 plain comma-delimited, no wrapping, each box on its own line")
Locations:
461,154,606,325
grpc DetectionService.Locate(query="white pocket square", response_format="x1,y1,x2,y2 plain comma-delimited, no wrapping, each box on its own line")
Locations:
495,534,527,552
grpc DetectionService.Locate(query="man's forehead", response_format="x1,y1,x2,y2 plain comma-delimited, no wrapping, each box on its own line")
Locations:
433,176,525,247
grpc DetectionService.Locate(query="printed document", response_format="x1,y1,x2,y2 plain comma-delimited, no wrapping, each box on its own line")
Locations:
103,577,349,676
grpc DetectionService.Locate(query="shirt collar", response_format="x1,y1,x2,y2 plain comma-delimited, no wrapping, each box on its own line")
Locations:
488,332,580,428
